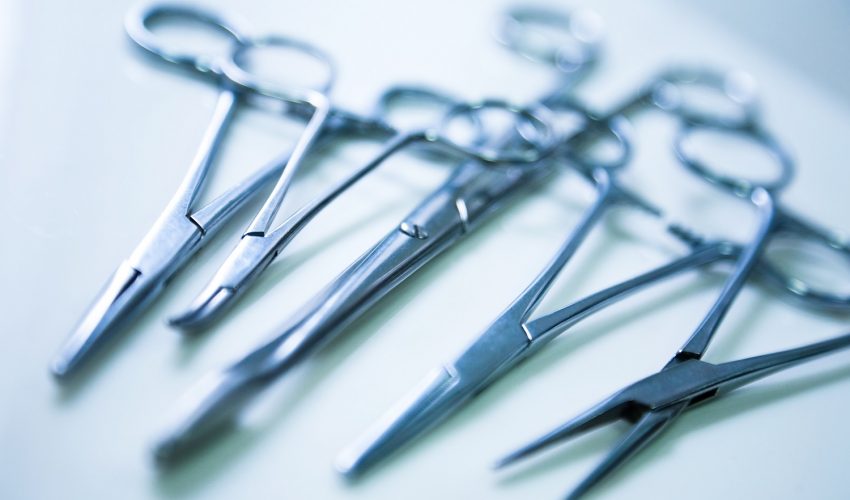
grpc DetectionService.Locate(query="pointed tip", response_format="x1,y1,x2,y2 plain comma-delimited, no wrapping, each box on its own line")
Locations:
492,447,530,470
50,263,145,382
492,458,509,470
333,367,464,479
493,424,576,470
169,287,235,331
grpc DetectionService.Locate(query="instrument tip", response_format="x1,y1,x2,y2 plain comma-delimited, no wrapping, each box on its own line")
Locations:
48,354,75,381
49,332,97,382
149,366,264,466
50,262,147,383
492,451,522,470
169,287,235,331
334,367,461,479
151,435,182,466
150,424,226,467
333,452,364,480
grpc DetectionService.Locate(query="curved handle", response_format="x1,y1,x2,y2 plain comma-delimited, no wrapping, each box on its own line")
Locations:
373,85,465,129
370,85,485,161
495,6,604,74
759,209,850,311
221,34,336,103
674,121,794,198
651,67,759,127
125,2,247,75
434,99,557,164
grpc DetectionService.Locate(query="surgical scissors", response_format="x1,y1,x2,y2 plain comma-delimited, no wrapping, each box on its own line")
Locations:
333,65,775,476
50,3,393,379
150,6,607,461
170,88,556,330
494,121,850,498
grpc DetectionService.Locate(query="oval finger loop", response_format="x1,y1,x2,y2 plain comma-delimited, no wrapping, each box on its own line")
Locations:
436,99,556,165
125,2,247,75
373,86,471,134
760,221,850,311
495,6,604,74
566,113,633,172
674,121,794,198
222,35,336,105
652,67,759,127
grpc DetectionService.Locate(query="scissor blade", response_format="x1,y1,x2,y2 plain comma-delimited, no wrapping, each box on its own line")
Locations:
50,262,147,379
566,404,683,500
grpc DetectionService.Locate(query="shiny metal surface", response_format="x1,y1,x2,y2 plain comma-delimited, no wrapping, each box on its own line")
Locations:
50,3,394,379
171,92,557,330
151,5,605,461
494,122,850,497
333,66,832,478
495,331,850,499
7,1,850,499
150,4,850,473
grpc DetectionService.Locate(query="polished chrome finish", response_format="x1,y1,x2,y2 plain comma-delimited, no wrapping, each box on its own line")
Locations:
495,123,850,497
52,3,390,379
335,56,769,477
152,3,608,460
171,91,556,330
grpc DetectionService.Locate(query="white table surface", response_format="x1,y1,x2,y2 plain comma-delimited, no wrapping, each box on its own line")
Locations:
2,1,850,499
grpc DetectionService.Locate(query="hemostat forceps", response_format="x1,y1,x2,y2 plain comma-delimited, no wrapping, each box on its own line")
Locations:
495,121,850,499
335,64,766,476
153,94,557,460
151,6,604,461
50,3,390,379
171,88,555,330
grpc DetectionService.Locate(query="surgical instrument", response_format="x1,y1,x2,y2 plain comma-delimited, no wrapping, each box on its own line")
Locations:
151,6,608,461
170,90,557,330
50,3,394,379
498,330,850,498
337,122,850,478
494,120,850,499
334,65,776,477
